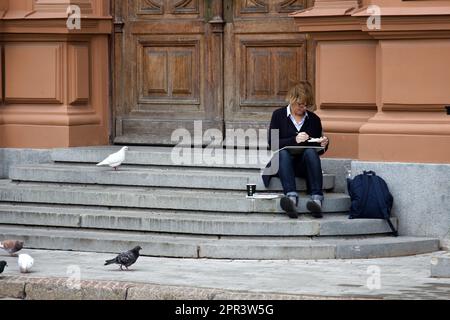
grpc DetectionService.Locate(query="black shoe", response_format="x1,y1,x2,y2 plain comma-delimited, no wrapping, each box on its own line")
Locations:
306,199,323,218
280,196,298,219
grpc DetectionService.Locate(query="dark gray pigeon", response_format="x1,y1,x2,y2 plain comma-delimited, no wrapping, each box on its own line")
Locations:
104,246,142,270
0,261,7,274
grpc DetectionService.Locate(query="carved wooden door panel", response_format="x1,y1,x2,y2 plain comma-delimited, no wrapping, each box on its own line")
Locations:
223,0,313,145
113,0,223,144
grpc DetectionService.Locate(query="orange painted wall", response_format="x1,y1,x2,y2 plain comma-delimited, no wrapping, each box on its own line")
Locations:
293,0,450,163
0,0,111,148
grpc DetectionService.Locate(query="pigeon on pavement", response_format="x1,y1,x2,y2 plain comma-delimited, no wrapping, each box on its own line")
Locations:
0,240,24,256
96,146,128,170
18,254,34,273
0,261,7,274
104,246,142,271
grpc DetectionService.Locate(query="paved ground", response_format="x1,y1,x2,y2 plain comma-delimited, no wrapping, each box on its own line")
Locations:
1,249,450,300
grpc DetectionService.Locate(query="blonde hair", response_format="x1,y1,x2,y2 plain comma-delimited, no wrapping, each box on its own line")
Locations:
286,81,315,111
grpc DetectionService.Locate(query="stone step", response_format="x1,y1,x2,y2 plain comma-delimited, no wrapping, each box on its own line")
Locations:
431,254,450,278
201,236,441,260
0,225,439,260
9,164,335,191
50,146,273,169
0,182,350,213
0,203,396,237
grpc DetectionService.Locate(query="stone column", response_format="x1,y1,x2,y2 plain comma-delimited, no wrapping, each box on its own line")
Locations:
292,0,377,159
354,3,450,163
292,0,450,163
0,0,111,148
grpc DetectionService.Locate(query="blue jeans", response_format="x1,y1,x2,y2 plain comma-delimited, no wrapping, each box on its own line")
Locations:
276,149,324,201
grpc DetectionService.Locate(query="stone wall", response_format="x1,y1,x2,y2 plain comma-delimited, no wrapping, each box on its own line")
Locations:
352,161,450,246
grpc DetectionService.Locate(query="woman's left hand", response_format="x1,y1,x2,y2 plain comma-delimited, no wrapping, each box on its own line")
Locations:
320,136,329,148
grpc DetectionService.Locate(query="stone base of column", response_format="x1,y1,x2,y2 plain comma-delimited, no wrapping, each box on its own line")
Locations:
0,124,108,148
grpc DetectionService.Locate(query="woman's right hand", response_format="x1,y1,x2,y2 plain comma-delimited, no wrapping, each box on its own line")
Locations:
296,132,310,143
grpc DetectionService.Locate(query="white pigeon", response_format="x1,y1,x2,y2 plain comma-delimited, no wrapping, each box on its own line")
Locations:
18,253,34,273
96,146,128,170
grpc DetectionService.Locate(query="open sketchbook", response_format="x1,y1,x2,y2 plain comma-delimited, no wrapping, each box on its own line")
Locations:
273,145,325,155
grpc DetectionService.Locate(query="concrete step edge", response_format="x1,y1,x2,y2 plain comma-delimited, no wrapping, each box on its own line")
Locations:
9,164,336,191
0,182,350,213
0,204,395,236
0,275,349,300
0,225,440,260
51,147,271,169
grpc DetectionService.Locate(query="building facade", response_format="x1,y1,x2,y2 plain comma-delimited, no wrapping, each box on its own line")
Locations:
0,0,111,148
1,0,449,164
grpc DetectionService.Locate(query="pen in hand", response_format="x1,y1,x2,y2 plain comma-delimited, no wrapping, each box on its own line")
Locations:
296,132,310,143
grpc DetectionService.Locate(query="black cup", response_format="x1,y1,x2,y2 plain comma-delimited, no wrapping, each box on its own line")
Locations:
246,184,256,197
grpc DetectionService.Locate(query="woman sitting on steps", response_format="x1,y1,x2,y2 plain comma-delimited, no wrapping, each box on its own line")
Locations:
262,81,330,219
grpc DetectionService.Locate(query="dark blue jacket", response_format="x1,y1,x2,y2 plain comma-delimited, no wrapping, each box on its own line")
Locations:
262,106,329,187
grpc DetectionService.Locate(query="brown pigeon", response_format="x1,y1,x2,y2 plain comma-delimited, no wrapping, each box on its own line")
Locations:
0,240,24,256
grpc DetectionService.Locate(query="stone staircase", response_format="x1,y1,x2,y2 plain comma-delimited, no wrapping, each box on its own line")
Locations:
0,146,440,259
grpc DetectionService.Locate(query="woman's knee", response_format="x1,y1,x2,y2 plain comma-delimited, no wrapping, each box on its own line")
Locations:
303,149,320,161
278,149,291,161
277,149,294,173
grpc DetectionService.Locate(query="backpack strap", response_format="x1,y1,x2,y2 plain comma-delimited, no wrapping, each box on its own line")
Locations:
355,171,371,217
371,175,398,237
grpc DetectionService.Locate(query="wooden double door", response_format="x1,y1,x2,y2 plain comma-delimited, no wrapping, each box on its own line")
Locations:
113,0,313,145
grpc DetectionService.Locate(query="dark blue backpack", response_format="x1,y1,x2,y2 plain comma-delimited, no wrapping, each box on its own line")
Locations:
347,170,398,236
